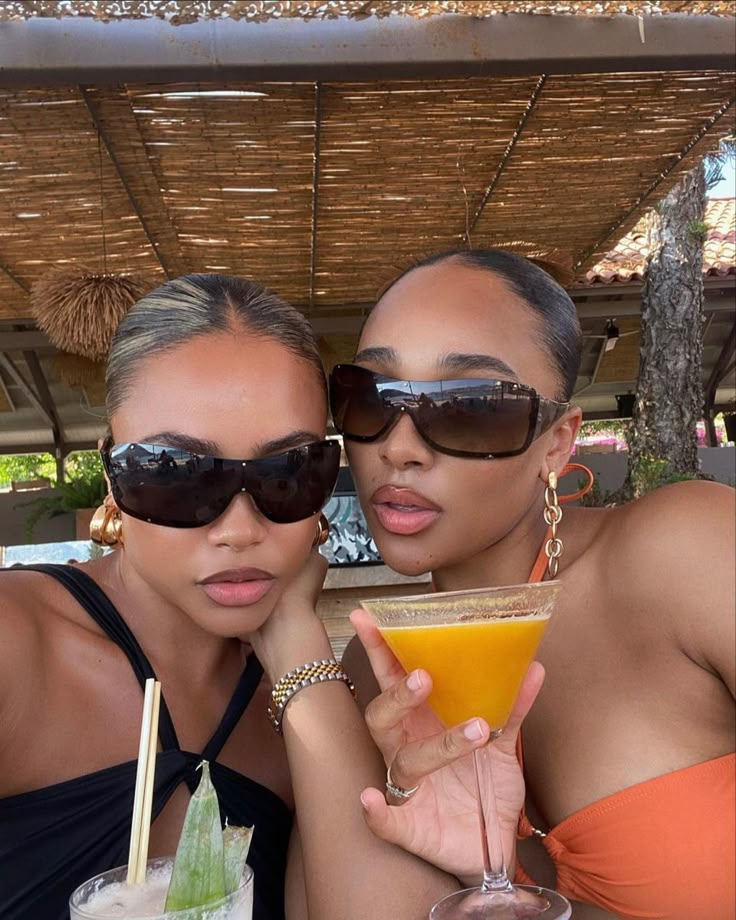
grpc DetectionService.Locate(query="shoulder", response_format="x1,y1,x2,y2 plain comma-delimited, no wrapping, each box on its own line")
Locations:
0,565,100,684
0,566,51,630
0,568,51,707
591,482,735,686
601,480,734,572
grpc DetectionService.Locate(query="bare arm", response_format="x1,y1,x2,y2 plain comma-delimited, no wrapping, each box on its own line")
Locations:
251,554,459,920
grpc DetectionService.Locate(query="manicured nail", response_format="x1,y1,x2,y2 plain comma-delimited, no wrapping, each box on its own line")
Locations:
360,791,370,810
463,719,484,741
407,670,423,692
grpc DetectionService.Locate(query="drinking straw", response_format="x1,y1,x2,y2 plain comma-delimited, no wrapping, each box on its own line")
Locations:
136,680,161,883
127,678,162,885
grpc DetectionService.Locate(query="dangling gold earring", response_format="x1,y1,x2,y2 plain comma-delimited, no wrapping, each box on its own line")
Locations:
312,512,330,548
90,494,124,547
543,471,563,578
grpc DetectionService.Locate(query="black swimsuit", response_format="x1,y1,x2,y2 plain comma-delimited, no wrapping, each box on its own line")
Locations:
0,564,291,920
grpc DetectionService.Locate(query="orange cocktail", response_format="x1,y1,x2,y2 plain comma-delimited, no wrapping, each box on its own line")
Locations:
380,614,549,730
361,582,569,920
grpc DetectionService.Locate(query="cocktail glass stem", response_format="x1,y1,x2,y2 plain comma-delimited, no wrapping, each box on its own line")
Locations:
473,744,514,895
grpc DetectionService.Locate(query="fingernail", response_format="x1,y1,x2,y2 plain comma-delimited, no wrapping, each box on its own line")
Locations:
463,719,484,741
407,670,423,692
360,791,370,810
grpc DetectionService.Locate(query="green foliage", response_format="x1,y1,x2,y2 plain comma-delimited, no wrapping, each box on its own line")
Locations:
578,478,615,507
0,449,103,490
630,455,699,498
66,450,104,480
578,419,629,439
21,453,107,541
687,219,711,241
0,452,56,489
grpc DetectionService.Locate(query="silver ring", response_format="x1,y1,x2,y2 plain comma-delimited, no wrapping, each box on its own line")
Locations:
385,763,420,802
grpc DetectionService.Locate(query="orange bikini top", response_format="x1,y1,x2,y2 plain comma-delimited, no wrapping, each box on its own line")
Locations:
515,753,735,920
519,466,736,919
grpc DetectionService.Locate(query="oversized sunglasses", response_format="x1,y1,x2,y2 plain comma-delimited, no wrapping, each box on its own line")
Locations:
329,364,569,459
100,437,340,527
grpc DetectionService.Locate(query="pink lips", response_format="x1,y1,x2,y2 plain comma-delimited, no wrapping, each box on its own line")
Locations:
198,567,275,607
370,485,441,536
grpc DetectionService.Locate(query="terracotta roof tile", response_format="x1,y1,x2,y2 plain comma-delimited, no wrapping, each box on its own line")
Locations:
584,197,735,285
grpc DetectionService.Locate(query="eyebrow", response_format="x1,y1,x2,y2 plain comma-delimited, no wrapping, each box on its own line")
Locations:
438,353,519,380
354,346,398,365
139,430,322,458
354,347,519,381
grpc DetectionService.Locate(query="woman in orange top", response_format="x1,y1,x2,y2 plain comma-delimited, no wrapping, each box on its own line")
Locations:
335,249,735,920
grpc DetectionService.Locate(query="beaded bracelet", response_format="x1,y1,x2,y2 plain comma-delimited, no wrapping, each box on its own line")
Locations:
267,658,356,734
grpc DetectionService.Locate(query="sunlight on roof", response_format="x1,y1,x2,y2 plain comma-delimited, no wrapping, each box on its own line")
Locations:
139,90,268,99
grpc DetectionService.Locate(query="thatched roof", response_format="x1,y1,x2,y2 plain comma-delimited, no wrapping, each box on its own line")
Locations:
0,72,733,325
1,1,734,23
0,3,733,449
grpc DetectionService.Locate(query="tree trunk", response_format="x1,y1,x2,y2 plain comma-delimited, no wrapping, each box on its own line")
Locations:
623,161,706,499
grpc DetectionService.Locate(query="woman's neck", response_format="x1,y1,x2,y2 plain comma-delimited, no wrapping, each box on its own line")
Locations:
431,494,550,593
85,551,244,687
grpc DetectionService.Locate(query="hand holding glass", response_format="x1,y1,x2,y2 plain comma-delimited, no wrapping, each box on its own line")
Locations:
361,582,571,920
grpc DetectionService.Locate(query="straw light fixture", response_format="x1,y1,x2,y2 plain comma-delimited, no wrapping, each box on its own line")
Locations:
32,270,150,361
30,131,150,361
51,352,108,406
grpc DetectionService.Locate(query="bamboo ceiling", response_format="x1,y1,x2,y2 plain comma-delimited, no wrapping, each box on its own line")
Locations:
0,72,733,323
1,2,734,23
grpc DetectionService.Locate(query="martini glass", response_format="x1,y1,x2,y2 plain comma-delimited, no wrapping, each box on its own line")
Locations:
361,582,570,920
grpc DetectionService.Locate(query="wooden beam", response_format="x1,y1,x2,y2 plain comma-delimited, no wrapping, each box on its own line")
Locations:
704,322,735,445
466,74,547,244
0,353,54,429
2,15,734,85
573,338,608,398
309,82,323,310
0,259,30,295
80,85,187,279
0,370,15,411
22,350,65,477
0,330,54,352
579,293,735,319
0,440,97,457
705,321,736,401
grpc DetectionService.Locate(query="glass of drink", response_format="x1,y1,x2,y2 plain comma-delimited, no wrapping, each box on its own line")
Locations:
69,857,254,920
361,581,571,920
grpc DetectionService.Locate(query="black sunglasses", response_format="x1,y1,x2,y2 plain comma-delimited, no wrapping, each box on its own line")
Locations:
101,437,340,528
329,364,569,459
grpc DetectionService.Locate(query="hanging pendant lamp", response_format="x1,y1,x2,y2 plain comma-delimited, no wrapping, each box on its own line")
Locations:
31,131,150,361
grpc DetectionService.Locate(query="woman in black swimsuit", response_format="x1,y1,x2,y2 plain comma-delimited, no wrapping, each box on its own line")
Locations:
0,274,457,920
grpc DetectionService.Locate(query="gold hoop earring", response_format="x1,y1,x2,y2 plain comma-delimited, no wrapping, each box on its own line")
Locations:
312,512,330,548
90,495,124,547
543,471,563,578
